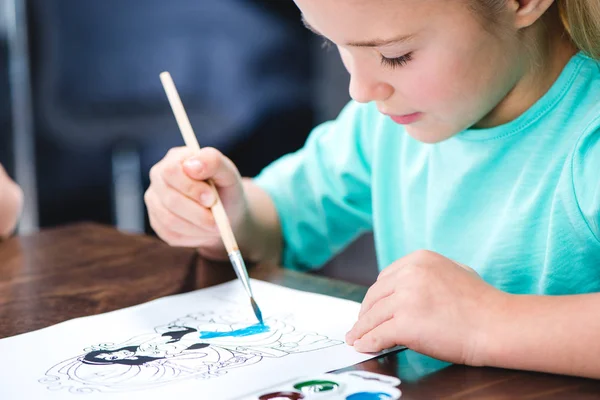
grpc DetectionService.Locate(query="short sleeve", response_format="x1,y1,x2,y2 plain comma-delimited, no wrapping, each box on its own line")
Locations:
573,121,600,244
254,101,374,270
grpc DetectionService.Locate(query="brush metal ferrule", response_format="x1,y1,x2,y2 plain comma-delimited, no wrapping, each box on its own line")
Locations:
228,250,253,298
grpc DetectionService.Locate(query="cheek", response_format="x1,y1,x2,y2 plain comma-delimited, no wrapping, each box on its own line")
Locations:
399,49,498,120
394,58,464,113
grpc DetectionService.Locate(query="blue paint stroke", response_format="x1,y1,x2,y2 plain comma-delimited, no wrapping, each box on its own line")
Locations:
346,392,392,400
198,323,270,339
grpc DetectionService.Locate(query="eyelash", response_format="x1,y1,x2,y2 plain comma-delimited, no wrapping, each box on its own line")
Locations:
321,38,413,69
380,52,413,69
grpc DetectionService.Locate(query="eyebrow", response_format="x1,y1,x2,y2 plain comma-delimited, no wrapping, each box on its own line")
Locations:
301,14,414,47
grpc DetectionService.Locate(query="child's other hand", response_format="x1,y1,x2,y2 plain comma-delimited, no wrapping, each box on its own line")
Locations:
144,146,246,259
0,164,23,238
345,250,506,366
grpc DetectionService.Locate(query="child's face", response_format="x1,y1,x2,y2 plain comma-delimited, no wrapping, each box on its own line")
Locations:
296,0,524,143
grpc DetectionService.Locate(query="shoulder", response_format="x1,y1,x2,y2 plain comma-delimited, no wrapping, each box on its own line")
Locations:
568,54,600,121
568,54,600,179
570,54,600,173
571,108,600,242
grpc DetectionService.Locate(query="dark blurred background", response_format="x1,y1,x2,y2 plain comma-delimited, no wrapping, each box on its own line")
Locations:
0,0,376,284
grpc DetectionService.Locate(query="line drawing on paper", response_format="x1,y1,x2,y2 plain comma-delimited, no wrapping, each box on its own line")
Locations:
39,310,342,394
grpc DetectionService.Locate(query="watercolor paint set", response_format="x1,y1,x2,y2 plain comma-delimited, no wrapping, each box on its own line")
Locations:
244,370,401,399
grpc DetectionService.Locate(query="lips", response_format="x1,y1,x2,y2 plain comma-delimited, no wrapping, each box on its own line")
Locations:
388,112,422,125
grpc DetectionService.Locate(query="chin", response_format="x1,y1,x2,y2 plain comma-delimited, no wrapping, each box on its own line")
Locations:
404,125,456,144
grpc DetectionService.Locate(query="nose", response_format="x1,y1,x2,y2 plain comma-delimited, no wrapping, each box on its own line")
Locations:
348,65,393,104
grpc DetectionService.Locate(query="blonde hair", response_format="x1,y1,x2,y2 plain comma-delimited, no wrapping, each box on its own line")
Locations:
473,0,600,60
558,0,600,59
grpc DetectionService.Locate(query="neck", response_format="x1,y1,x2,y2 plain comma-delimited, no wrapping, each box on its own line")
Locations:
475,4,579,129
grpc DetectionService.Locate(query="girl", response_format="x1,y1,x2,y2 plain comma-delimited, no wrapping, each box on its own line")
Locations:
144,0,600,378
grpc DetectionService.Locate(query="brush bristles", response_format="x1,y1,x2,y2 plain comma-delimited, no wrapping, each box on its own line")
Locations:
251,297,264,325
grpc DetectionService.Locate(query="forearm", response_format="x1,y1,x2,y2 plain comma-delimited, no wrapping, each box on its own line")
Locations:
239,178,283,265
481,292,600,378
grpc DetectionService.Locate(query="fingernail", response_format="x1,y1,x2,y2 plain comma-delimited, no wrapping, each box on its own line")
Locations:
184,158,204,173
200,192,214,207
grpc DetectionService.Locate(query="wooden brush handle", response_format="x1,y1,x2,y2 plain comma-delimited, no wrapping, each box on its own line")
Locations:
160,71,239,253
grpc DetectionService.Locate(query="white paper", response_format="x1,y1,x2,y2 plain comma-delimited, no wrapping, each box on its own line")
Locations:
0,279,387,400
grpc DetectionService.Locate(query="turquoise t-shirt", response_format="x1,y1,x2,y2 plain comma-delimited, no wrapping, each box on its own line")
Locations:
255,52,600,295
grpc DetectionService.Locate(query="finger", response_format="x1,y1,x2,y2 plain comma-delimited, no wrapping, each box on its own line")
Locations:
151,179,218,230
182,148,240,189
151,157,216,209
358,270,399,318
347,295,396,345
147,207,206,248
353,319,401,353
146,193,200,241
145,189,215,238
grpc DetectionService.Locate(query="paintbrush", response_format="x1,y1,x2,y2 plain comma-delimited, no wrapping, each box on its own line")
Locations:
159,71,264,325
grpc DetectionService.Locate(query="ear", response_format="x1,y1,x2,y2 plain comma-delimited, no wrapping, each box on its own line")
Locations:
508,0,555,29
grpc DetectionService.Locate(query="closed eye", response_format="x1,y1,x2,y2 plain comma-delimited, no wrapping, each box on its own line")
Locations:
380,52,413,69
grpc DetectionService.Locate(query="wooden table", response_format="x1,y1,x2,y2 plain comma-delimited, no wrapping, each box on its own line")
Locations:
1,223,599,399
